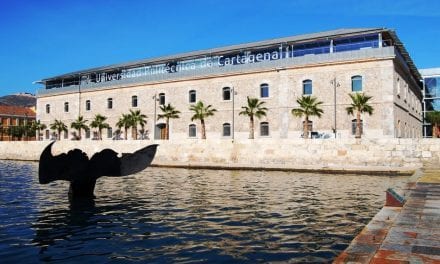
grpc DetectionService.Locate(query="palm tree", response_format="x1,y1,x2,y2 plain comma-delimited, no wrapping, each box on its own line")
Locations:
31,120,47,141
239,97,268,139
291,95,324,139
49,119,67,140
116,114,132,140
90,114,109,140
129,109,147,140
426,111,440,138
70,115,89,140
189,101,217,139
346,93,374,139
158,103,181,140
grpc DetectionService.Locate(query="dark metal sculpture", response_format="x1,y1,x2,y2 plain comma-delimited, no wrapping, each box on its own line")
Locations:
38,142,158,200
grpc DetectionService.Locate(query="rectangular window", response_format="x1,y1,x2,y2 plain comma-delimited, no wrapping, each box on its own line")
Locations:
351,76,363,92
85,130,91,139
189,90,196,103
46,104,50,114
86,100,91,111
64,102,69,112
107,127,113,139
107,98,113,109
351,120,363,135
260,122,269,136
222,123,231,137
64,130,69,139
188,124,196,138
159,93,165,105
260,84,269,98
45,130,49,139
222,87,231,101
132,96,138,107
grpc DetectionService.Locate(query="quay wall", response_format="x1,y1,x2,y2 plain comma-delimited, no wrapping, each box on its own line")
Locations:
1,138,440,173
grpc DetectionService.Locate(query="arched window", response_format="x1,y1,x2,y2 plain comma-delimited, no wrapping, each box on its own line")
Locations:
188,124,197,138
64,102,69,113
45,104,50,114
303,80,312,95
189,90,196,103
260,122,269,136
351,75,363,92
260,83,269,98
222,123,231,137
132,95,138,107
222,87,231,101
85,100,91,111
351,119,363,135
107,98,113,109
159,93,166,105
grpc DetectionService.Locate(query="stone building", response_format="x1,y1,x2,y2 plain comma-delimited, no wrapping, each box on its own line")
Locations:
0,105,36,141
35,28,422,141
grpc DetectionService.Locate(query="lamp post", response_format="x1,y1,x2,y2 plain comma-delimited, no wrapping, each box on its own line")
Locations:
330,77,340,138
232,87,237,141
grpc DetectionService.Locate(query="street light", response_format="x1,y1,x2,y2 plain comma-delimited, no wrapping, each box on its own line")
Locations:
232,87,237,141
330,77,340,139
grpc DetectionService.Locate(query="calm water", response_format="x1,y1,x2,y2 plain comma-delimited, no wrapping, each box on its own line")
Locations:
0,160,406,263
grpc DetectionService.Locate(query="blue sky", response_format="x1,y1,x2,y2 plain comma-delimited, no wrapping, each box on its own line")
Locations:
0,0,439,96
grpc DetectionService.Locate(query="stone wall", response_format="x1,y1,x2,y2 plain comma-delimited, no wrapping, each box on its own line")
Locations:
1,138,440,173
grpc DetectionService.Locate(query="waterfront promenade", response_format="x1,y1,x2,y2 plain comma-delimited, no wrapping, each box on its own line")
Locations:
334,169,440,263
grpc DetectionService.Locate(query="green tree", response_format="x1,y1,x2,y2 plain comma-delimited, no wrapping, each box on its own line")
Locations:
426,111,440,138
90,114,109,140
129,109,147,140
346,93,374,139
31,120,47,141
239,97,268,139
70,115,89,140
116,114,132,140
157,103,181,140
50,119,67,140
291,95,324,139
189,101,217,139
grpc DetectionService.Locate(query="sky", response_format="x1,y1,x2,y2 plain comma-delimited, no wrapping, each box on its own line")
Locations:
0,0,439,96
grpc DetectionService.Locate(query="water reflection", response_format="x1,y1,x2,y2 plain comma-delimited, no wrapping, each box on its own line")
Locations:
0,161,406,263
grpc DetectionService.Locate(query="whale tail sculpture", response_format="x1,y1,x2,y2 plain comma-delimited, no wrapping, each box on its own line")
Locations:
38,142,158,200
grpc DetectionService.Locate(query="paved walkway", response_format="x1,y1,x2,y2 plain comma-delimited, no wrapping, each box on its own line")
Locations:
334,169,440,263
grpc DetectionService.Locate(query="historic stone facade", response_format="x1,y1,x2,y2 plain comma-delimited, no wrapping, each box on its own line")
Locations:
36,28,422,140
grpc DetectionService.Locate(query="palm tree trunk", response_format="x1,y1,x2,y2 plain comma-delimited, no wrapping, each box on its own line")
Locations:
124,128,128,140
249,116,254,139
435,123,439,138
356,111,361,139
304,116,309,139
37,129,40,141
166,118,170,140
99,129,102,140
57,129,61,140
201,119,206,139
78,128,82,140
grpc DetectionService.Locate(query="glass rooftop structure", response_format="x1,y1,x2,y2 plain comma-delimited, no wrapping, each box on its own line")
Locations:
35,28,421,94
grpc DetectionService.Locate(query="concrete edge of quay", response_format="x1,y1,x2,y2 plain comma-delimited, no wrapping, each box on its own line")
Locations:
334,169,440,263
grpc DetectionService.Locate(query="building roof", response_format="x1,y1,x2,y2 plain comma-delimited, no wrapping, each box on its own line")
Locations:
420,68,440,77
36,27,421,82
0,105,36,118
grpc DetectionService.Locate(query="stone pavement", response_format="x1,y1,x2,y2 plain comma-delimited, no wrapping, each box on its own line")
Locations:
334,170,440,263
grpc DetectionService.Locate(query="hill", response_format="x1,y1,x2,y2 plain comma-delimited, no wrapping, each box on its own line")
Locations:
0,93,36,107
